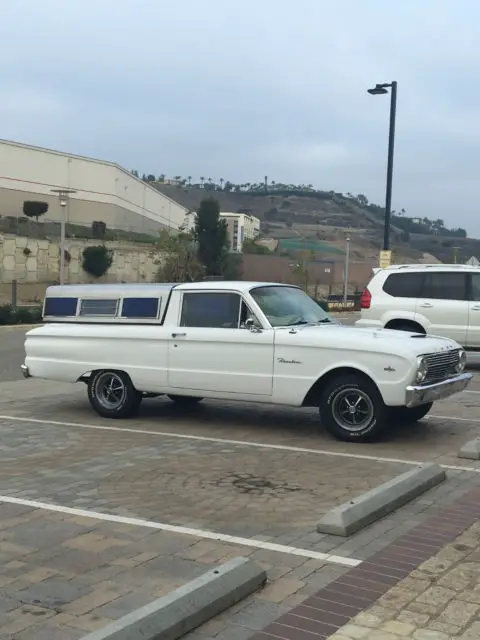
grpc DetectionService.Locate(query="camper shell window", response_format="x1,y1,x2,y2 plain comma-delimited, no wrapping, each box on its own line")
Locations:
43,297,78,317
79,299,119,317
121,297,160,319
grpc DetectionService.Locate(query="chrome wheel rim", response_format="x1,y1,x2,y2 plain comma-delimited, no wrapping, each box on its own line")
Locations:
94,372,127,410
331,388,374,432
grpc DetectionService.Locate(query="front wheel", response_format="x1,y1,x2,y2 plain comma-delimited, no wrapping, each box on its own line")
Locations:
391,402,433,424
88,370,142,419
319,374,388,442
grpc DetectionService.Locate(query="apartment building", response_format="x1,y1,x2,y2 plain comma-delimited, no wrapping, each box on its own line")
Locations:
220,212,261,252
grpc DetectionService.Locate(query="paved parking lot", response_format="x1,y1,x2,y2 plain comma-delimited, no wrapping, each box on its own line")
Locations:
1,324,480,638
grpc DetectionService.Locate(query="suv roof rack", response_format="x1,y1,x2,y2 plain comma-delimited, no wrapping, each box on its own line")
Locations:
382,263,478,271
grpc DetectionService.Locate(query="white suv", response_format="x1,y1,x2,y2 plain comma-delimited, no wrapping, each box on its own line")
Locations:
355,264,480,348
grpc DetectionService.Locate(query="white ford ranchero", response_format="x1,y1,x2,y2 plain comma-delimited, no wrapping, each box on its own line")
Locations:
22,281,472,443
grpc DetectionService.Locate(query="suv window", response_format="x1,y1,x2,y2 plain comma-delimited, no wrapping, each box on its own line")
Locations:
471,274,480,301
422,272,467,301
382,273,424,298
180,292,241,328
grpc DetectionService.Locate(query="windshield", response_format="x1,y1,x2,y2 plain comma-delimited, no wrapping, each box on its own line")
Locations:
250,286,332,327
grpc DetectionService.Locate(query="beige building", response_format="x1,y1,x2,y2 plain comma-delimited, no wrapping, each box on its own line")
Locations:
0,139,189,236
220,212,261,252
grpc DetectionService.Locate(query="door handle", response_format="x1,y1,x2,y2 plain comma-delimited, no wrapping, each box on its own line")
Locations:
171,332,187,338
419,303,433,308
472,306,480,311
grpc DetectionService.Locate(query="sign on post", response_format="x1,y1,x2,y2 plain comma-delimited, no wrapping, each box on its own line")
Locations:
379,250,392,269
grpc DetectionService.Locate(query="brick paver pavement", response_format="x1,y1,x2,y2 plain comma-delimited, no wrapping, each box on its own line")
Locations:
1,376,480,639
328,520,480,639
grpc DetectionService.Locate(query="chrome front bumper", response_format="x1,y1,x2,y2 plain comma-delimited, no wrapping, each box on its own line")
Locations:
405,372,472,408
20,364,31,379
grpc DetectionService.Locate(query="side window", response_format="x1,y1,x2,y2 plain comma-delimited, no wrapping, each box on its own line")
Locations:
421,273,467,301
180,292,241,328
382,273,424,298
471,274,480,301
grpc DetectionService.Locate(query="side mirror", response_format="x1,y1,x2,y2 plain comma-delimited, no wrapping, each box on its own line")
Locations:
245,317,262,332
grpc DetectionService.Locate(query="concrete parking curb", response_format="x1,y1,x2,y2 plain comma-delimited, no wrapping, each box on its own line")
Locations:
79,557,266,640
316,463,447,537
458,439,480,460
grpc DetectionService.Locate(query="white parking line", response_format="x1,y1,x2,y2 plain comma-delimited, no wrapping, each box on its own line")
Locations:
464,390,480,395
0,494,360,567
1,414,480,473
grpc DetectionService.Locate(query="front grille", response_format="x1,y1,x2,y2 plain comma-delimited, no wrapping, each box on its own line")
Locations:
422,349,461,385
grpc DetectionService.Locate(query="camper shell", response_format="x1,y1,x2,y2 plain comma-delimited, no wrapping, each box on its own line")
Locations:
42,283,177,324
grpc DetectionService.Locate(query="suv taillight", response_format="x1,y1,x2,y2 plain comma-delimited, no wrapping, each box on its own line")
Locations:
360,287,371,309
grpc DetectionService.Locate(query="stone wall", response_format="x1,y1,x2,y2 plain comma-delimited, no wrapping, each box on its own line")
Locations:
0,233,158,284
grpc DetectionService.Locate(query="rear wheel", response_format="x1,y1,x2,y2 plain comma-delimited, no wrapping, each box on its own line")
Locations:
88,370,142,419
391,402,433,424
319,374,388,442
167,395,203,406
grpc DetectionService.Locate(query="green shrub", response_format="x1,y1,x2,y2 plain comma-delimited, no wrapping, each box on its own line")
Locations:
82,245,114,278
0,304,42,325
310,297,329,311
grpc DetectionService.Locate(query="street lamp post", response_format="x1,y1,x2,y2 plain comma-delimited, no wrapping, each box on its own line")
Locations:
367,81,397,251
343,235,350,304
51,188,76,285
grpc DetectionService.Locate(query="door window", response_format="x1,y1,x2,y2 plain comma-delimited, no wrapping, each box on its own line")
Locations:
180,292,241,328
471,274,480,301
421,273,467,301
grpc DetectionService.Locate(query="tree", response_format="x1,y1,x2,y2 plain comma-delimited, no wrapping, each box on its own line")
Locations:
82,245,113,279
23,201,48,222
155,228,204,282
194,197,229,276
131,169,139,178
147,174,156,182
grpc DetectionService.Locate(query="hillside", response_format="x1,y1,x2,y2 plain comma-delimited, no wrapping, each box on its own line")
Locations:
152,182,477,263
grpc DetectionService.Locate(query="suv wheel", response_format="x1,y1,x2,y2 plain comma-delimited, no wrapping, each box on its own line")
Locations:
319,374,388,442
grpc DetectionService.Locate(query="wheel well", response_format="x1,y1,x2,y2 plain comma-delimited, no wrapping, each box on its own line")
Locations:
385,319,425,334
302,367,378,407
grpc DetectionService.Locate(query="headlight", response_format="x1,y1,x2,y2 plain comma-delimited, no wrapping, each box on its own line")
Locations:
415,357,428,383
455,350,467,373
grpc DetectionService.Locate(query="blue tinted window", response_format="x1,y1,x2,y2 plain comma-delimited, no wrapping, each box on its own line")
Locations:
180,292,240,328
44,297,78,317
121,297,160,319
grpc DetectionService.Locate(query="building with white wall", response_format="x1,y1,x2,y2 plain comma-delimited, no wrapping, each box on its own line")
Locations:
220,212,261,252
0,139,189,235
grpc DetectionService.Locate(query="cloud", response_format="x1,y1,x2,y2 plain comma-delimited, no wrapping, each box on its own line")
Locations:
1,0,480,233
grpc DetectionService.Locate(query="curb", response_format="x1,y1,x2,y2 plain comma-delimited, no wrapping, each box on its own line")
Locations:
458,439,480,460
79,557,266,640
316,463,447,537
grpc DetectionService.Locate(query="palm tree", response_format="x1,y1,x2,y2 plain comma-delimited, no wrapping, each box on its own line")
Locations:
219,177,224,189
187,176,192,186
200,176,205,188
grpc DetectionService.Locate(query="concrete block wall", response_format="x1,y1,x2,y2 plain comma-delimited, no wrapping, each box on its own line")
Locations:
0,233,159,284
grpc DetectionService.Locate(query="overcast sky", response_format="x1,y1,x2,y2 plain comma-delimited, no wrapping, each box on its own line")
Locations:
1,1,479,233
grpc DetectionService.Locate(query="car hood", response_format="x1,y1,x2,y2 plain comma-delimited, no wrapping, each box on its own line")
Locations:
274,322,460,356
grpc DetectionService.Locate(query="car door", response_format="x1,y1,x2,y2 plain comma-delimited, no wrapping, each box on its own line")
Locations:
466,272,480,348
415,271,468,344
167,290,274,395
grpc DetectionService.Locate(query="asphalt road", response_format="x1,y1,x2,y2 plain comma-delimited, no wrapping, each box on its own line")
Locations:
0,327,29,383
